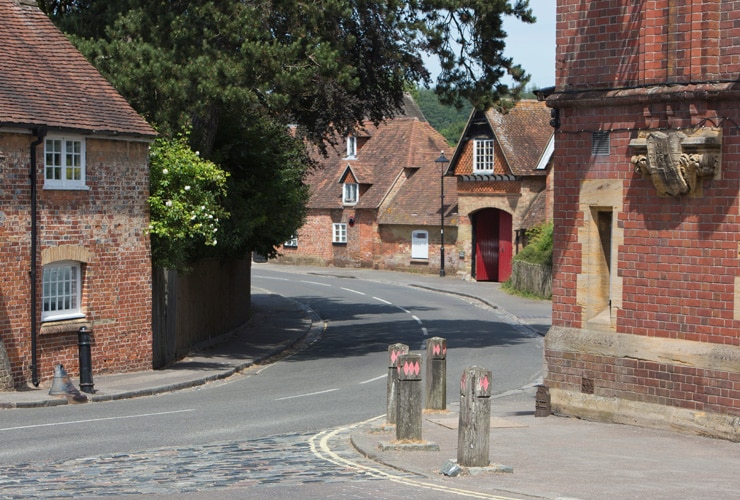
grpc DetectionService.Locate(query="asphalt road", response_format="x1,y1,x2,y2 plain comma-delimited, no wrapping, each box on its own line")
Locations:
0,267,543,498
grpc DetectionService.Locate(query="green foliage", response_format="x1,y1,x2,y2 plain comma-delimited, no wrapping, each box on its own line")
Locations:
47,0,536,143
209,115,311,260
501,280,549,300
414,84,541,146
148,131,229,271
513,222,553,266
412,87,472,145
44,0,537,261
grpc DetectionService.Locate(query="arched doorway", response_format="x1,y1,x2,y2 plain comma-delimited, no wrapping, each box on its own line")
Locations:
472,208,512,282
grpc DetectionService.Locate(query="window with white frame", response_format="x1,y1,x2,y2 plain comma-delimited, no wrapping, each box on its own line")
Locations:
44,136,86,189
343,183,358,205
284,234,298,247
42,261,84,321
332,223,347,243
346,135,357,158
411,230,429,259
473,139,495,173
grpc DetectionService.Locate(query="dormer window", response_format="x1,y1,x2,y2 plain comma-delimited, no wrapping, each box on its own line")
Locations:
346,135,357,158
473,139,495,173
343,183,358,205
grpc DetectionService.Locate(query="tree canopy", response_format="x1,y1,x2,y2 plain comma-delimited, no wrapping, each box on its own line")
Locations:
40,0,535,263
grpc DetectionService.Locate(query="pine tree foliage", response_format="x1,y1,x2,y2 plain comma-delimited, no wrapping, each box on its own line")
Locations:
39,0,536,261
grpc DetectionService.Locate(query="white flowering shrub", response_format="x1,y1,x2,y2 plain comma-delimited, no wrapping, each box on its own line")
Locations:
149,130,229,270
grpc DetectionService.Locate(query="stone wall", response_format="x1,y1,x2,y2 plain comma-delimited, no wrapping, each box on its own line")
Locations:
509,261,552,299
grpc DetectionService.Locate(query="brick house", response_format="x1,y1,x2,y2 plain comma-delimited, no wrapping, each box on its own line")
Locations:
543,0,740,440
0,0,156,389
447,100,553,282
276,96,456,274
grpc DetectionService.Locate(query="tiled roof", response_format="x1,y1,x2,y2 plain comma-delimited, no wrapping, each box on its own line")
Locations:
484,100,551,176
0,0,155,138
307,114,455,226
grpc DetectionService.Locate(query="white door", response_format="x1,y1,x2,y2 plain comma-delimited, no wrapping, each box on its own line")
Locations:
411,230,428,259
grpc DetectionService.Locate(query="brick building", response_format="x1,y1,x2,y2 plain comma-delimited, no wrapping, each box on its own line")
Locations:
448,100,553,282
544,0,740,440
276,96,456,274
0,0,156,389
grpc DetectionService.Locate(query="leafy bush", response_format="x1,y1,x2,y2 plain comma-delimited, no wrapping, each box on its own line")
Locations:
148,129,229,271
513,222,553,266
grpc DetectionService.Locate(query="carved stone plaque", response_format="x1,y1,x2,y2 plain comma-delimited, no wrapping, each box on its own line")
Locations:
630,128,721,197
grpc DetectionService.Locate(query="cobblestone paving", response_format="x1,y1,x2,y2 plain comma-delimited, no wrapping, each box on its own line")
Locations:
0,429,412,498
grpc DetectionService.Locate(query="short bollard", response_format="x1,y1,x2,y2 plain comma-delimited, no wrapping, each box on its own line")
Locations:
396,353,423,442
457,366,492,467
386,343,409,425
535,385,551,417
78,326,94,394
424,337,447,411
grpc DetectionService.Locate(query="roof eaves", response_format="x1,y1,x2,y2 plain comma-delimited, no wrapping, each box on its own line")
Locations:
0,121,157,142
536,134,555,171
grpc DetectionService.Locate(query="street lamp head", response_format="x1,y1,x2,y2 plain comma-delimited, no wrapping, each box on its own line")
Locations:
435,151,450,174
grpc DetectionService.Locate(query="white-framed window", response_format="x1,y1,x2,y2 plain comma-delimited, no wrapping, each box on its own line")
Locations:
411,230,429,259
42,261,84,321
343,183,358,205
44,136,86,189
346,135,357,158
284,235,298,247
332,223,347,244
473,139,495,173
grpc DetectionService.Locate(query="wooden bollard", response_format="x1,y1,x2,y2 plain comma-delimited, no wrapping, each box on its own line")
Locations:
396,353,423,441
386,343,409,425
457,366,492,467
535,385,551,417
424,337,447,411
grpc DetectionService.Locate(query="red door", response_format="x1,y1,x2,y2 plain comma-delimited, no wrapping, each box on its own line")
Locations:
474,209,512,282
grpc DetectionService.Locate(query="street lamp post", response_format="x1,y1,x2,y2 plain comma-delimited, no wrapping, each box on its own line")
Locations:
435,151,449,277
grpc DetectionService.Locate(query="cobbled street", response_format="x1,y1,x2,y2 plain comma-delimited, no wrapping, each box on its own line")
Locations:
0,428,412,498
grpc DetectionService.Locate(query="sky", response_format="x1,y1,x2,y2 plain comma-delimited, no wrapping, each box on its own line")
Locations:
502,1,556,88
425,1,556,90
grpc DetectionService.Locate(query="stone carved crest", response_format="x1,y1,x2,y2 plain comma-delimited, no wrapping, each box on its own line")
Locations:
630,128,721,197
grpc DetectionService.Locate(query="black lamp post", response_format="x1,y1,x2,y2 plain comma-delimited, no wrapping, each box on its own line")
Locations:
435,151,449,277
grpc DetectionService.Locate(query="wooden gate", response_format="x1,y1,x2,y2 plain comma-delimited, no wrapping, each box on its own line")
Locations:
473,208,512,282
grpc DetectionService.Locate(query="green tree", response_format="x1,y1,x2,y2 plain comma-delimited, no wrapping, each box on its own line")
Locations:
209,114,311,260
411,87,472,145
41,0,536,260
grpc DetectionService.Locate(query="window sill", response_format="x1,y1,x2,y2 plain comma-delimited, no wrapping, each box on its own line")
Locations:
43,185,90,191
332,242,347,245
40,316,90,335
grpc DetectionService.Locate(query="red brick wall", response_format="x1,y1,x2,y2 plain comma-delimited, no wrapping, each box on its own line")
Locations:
556,0,729,90
277,209,371,268
276,211,460,275
546,0,740,427
0,133,152,387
